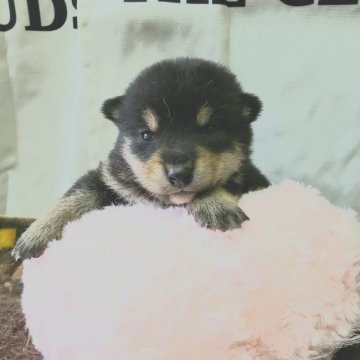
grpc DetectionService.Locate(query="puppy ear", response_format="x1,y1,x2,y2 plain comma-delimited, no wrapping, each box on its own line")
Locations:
240,93,262,123
101,96,124,123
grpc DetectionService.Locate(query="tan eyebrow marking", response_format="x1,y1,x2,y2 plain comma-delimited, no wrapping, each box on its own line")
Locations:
196,104,213,127
142,108,159,132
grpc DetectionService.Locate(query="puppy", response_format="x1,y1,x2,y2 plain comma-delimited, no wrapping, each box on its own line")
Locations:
13,58,269,259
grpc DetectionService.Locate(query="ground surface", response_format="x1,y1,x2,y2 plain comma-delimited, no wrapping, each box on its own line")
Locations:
0,284,42,360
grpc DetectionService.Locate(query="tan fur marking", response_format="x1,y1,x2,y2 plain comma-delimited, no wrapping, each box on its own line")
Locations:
241,106,252,119
122,139,145,182
143,108,159,132
196,104,213,127
144,151,166,191
122,138,168,195
192,145,245,189
101,161,140,204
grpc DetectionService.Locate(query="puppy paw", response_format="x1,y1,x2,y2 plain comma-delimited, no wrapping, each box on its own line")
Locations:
188,189,249,232
11,217,63,260
12,229,49,260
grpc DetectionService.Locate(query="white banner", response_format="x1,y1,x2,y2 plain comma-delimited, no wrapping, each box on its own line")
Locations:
1,0,359,215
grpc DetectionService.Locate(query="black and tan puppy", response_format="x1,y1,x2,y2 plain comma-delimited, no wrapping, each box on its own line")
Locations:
13,58,269,259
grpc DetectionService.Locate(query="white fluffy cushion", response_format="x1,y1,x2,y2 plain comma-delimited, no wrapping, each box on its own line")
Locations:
22,180,360,360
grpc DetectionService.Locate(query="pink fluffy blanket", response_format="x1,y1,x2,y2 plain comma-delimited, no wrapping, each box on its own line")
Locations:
22,180,360,360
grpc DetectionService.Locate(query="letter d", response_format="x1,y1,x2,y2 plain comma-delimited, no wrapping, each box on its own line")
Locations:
25,0,67,31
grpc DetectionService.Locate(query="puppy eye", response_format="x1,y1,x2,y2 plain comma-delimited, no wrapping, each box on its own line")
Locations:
202,125,219,135
141,131,154,141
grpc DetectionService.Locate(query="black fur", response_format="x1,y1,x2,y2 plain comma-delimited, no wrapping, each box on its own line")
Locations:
65,168,128,206
112,58,258,156
13,58,270,259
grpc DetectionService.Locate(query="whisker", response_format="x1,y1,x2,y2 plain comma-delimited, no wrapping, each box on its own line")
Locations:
162,96,172,123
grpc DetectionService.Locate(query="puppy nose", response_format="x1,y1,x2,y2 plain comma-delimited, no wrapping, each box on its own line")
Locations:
167,166,193,188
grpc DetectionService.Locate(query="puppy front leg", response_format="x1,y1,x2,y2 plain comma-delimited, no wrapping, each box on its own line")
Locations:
188,187,249,232
12,189,106,259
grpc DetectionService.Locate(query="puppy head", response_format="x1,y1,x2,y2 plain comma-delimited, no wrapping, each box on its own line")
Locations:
102,58,262,204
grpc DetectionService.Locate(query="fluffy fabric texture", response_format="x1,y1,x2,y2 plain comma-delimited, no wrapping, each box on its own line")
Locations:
22,181,360,360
